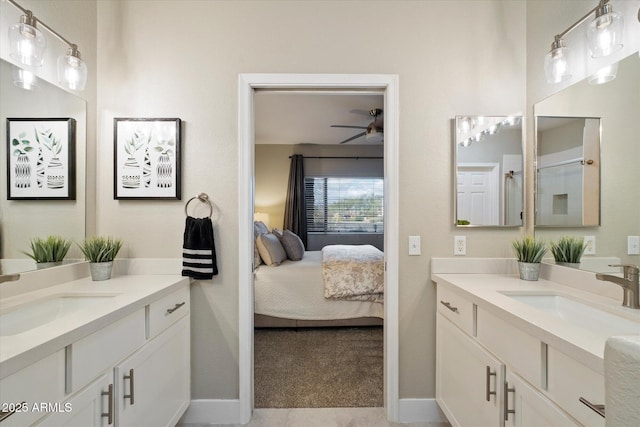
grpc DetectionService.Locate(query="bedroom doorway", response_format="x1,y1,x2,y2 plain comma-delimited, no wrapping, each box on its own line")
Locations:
238,74,400,423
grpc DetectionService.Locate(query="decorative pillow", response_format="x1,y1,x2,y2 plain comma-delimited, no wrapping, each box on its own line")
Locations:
279,229,305,261
272,227,283,239
254,221,269,238
256,233,287,266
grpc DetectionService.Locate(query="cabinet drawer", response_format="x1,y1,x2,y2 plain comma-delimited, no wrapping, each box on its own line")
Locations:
70,309,145,392
437,285,474,336
0,351,65,427
476,307,542,388
148,284,189,339
547,346,605,427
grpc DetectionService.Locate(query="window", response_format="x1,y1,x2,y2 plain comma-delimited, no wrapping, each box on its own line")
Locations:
305,177,384,233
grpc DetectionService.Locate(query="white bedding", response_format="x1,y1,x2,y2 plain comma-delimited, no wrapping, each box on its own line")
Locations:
254,251,384,320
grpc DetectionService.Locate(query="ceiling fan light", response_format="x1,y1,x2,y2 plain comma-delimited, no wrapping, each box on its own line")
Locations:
587,4,624,58
8,12,46,67
588,62,619,85
544,39,571,84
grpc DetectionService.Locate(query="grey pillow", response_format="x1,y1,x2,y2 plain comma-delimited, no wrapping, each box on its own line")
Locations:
256,233,287,266
280,229,305,261
254,221,269,238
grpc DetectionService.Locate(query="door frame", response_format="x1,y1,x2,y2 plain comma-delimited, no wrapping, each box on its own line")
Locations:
238,73,400,423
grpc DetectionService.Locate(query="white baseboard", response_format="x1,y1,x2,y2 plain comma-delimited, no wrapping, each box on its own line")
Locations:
179,399,241,425
179,398,447,425
398,398,448,423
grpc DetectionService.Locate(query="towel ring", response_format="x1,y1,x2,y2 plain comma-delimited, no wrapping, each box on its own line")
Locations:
185,193,213,218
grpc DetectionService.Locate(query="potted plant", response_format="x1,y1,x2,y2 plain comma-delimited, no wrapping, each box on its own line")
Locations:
77,236,123,281
512,235,547,281
549,236,586,268
22,235,72,269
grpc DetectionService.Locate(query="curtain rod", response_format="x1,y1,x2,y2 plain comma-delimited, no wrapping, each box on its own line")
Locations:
289,156,383,159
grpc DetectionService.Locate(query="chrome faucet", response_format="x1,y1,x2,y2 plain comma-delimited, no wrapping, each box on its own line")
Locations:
596,264,640,309
0,273,21,284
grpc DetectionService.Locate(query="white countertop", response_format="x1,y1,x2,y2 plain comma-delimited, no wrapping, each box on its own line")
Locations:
0,274,189,378
432,273,640,374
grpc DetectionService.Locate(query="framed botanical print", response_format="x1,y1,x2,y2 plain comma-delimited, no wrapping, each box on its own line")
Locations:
114,118,181,199
6,118,76,200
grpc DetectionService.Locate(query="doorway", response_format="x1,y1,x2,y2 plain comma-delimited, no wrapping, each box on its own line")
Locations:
238,74,399,423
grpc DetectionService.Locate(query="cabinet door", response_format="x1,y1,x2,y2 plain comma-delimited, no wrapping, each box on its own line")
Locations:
504,371,579,427
36,374,113,427
436,313,503,427
116,315,190,427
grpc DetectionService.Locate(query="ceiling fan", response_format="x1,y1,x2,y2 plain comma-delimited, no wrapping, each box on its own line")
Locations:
331,108,383,144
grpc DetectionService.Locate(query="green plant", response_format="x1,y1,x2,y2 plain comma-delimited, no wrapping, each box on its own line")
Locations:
549,236,586,264
22,235,72,263
512,235,547,263
77,236,123,263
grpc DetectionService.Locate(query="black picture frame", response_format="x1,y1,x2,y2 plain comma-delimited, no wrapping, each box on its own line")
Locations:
6,117,76,200
113,117,181,200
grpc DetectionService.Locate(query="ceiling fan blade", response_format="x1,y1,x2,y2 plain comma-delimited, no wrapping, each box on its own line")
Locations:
331,125,368,129
349,109,372,116
339,132,366,144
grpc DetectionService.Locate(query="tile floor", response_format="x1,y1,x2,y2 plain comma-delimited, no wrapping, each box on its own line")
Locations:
185,407,450,427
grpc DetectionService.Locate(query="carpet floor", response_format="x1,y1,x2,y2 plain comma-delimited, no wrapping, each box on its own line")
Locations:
254,327,383,408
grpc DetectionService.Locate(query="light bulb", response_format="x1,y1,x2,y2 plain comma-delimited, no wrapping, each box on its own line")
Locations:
57,46,87,91
8,13,46,67
544,42,571,84
587,7,624,58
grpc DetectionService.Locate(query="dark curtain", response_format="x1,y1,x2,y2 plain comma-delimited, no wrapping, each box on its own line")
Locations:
283,154,307,247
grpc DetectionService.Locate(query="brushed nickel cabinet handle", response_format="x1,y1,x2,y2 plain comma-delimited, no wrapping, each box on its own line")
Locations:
504,381,516,421
485,366,497,402
101,384,114,425
123,368,135,405
167,301,186,314
0,402,26,422
579,397,605,418
440,301,459,313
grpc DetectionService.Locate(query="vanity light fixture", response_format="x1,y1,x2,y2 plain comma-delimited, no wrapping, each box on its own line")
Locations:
545,0,624,84
6,0,87,91
588,62,619,85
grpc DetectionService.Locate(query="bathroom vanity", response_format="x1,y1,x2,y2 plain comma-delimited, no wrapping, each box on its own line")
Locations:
0,272,190,427
432,259,640,427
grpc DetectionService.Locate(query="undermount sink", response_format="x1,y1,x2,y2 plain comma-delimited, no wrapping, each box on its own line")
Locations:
500,292,640,336
0,294,119,336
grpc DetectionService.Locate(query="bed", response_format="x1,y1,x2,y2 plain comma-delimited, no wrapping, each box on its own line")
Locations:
254,249,384,328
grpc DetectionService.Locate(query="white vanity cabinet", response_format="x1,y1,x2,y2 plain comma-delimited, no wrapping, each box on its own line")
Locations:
436,283,586,427
20,281,191,427
436,312,504,426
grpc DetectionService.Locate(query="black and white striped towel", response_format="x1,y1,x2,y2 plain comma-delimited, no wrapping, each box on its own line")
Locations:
182,216,218,279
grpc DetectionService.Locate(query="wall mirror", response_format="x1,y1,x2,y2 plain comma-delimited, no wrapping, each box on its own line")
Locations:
0,59,87,274
536,116,600,227
534,52,640,271
454,115,524,227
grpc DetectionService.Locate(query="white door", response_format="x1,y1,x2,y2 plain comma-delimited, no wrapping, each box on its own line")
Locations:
457,164,499,225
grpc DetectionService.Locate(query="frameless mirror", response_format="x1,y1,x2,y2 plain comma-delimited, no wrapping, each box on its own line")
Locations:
535,116,600,227
534,52,640,271
0,59,86,274
454,115,524,227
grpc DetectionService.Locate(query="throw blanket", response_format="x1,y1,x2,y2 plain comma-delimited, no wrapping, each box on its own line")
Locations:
322,245,384,302
182,216,218,280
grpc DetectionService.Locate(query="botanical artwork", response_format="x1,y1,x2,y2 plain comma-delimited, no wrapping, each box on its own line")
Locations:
114,118,181,199
6,118,76,200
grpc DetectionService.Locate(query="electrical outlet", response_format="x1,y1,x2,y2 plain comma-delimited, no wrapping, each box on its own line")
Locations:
628,236,640,255
454,236,466,256
409,236,421,256
583,236,596,255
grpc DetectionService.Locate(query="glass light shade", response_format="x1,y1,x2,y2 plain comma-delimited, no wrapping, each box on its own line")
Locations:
12,65,38,90
8,22,46,67
587,10,624,58
588,62,619,85
544,46,571,84
57,53,87,91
